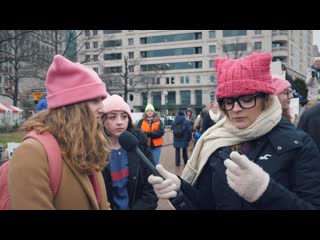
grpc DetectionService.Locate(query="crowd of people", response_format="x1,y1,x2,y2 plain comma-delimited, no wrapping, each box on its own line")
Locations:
3,51,320,210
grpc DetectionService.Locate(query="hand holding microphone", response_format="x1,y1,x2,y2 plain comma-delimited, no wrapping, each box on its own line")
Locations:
148,164,181,199
119,131,161,177
119,131,181,199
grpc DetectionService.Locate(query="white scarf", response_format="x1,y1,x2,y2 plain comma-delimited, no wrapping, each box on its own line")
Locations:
182,95,282,185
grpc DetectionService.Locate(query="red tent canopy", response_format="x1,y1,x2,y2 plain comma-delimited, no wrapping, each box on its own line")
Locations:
1,103,18,113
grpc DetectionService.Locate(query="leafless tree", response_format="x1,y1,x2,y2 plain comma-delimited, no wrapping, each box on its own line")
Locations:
101,56,166,102
132,64,166,103
0,30,103,106
0,30,43,106
33,30,105,78
219,37,256,59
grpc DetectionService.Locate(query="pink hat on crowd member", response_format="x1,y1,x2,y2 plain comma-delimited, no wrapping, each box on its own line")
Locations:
102,94,132,119
312,57,320,65
46,54,107,109
214,52,276,99
271,74,291,95
211,101,218,107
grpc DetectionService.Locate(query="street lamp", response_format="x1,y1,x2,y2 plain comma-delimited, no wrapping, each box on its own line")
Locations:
163,90,168,127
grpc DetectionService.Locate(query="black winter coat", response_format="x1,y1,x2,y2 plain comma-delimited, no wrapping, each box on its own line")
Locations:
297,103,320,152
200,113,215,134
171,118,320,210
171,116,192,149
102,130,158,210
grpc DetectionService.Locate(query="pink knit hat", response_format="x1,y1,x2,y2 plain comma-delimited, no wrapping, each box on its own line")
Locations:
46,55,107,109
312,57,320,65
271,74,291,95
102,94,132,119
214,52,276,99
210,101,218,107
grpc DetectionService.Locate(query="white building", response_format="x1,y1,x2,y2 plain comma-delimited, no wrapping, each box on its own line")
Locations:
78,30,313,115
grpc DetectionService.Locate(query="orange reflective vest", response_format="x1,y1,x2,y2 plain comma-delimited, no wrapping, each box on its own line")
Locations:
140,119,163,147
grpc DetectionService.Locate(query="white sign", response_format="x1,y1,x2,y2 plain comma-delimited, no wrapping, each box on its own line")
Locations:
290,98,300,118
131,112,144,125
271,61,283,76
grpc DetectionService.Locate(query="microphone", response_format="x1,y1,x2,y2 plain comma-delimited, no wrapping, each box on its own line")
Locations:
119,131,162,177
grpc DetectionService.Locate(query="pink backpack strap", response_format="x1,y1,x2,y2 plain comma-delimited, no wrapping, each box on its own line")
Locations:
0,161,10,209
23,130,62,197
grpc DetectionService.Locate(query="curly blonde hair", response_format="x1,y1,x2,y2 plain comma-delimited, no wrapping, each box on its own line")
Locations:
20,100,111,174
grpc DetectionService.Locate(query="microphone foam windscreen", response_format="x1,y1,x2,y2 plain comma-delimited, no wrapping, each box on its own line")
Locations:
119,131,139,152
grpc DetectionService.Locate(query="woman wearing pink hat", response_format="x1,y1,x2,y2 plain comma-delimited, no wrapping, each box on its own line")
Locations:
101,94,157,210
8,55,111,210
271,74,297,125
148,52,320,210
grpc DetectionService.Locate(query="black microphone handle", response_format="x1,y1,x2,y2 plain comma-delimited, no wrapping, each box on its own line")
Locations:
135,147,162,178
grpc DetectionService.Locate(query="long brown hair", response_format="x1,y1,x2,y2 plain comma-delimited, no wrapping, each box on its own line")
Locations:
20,100,111,173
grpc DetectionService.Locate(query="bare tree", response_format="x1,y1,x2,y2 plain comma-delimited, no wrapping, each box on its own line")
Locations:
101,57,166,103
33,30,105,77
0,30,43,106
132,64,166,103
0,30,104,106
101,56,133,101
219,37,256,59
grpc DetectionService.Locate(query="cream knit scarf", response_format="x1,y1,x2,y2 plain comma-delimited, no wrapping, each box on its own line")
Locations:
182,95,282,185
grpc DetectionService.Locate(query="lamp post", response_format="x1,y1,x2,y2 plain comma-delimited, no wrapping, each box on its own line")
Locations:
164,90,168,127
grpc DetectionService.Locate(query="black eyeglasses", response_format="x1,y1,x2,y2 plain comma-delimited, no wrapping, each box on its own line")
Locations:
280,89,293,99
218,93,265,111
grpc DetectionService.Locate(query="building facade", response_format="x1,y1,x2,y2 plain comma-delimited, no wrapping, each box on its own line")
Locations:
78,30,313,116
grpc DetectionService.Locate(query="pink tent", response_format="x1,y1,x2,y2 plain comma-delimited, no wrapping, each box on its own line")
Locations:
1,103,19,113
0,102,24,125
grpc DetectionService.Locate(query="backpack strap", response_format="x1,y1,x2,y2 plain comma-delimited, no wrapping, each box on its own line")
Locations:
23,130,62,197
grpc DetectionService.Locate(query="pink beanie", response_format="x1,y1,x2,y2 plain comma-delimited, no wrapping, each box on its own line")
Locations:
211,101,218,107
102,94,132,119
214,52,275,99
46,55,107,109
312,57,320,65
272,74,291,95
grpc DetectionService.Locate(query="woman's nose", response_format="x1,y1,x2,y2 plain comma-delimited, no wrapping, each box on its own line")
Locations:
232,101,242,112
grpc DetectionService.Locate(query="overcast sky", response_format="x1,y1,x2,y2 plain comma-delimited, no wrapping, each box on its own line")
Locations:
313,30,320,49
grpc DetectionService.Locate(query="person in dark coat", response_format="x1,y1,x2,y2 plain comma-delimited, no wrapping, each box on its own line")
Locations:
148,52,320,210
199,109,215,134
102,95,158,210
297,103,320,151
171,111,192,166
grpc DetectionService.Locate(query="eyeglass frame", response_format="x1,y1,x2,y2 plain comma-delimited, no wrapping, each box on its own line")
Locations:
280,89,293,99
217,92,266,111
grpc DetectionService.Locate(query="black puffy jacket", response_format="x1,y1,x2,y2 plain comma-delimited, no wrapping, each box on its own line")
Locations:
102,129,158,210
172,118,320,210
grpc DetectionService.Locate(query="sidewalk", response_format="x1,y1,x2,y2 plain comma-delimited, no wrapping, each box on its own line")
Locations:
156,128,185,210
